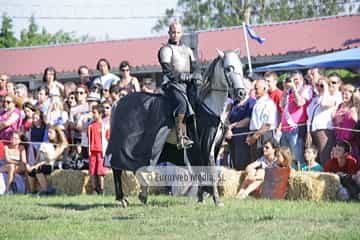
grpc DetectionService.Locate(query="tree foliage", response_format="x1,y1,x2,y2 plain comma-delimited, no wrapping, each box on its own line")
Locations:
0,13,17,48
0,14,94,48
153,0,358,32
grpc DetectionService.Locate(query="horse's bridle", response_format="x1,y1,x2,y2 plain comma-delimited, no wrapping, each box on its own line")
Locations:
209,58,243,96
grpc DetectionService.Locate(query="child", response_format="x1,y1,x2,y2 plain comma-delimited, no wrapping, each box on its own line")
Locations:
301,145,323,172
88,105,108,194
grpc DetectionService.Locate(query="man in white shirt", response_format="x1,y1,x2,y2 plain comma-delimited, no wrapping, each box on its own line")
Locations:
246,75,278,162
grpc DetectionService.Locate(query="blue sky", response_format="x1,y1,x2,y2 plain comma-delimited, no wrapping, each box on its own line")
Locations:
1,0,178,40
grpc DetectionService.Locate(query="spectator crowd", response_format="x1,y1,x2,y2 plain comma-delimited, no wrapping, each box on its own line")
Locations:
1,61,360,200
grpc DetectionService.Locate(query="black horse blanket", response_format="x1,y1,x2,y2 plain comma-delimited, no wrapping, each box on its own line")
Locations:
107,91,223,171
107,92,173,171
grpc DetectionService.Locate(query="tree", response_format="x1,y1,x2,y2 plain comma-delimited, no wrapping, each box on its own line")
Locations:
17,16,84,47
0,13,17,48
153,0,357,32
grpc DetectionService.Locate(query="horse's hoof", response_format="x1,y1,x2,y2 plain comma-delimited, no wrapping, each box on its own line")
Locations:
117,198,129,208
138,192,148,205
215,201,225,208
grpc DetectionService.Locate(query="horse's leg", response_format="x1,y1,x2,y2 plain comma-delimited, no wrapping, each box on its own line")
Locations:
112,168,128,207
135,170,149,204
209,126,225,207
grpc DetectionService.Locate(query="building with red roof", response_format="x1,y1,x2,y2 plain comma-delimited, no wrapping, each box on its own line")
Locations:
0,14,359,88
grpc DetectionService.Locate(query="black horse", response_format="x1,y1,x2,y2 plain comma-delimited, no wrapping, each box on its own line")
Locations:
106,49,249,207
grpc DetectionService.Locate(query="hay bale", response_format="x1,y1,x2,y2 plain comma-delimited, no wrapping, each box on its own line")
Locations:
48,170,89,195
217,167,244,198
287,171,340,201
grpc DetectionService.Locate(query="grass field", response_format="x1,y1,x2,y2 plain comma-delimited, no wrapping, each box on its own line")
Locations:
0,194,359,240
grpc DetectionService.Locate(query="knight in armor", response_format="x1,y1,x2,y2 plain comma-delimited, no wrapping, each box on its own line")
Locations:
158,22,202,150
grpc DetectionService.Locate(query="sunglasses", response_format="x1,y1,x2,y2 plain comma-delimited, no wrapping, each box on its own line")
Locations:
263,145,271,150
4,100,12,104
120,68,130,72
68,97,76,100
331,81,338,85
316,84,324,88
104,106,111,109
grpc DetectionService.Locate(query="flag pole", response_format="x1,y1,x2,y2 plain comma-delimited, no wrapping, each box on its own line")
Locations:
242,22,253,74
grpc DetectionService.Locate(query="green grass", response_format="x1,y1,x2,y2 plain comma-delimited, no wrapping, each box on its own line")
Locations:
0,194,359,240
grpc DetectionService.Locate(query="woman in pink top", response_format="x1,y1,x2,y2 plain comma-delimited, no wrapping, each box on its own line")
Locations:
332,84,358,157
0,95,22,141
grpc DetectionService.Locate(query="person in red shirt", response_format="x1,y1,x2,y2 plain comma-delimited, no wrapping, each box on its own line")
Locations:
324,140,358,175
88,104,106,194
264,71,283,114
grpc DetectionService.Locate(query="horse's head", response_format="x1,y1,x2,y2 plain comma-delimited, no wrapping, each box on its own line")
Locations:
216,49,248,100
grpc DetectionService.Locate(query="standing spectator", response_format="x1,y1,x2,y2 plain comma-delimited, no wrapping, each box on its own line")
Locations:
332,84,358,155
0,74,8,97
280,70,312,164
246,77,278,162
264,71,283,114
78,65,93,89
42,67,64,97
26,125,68,195
118,61,140,93
306,77,337,165
6,81,15,96
44,96,68,130
226,93,256,170
63,81,77,98
109,84,121,103
236,139,279,199
301,145,323,171
102,101,112,129
328,72,343,103
15,84,30,104
21,102,36,132
0,95,22,141
0,131,27,194
141,78,158,93
93,58,120,89
25,110,48,186
36,86,51,114
307,67,323,91
88,105,108,194
64,91,77,112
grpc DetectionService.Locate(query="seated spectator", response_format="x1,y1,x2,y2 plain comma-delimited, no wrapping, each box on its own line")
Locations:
64,91,77,113
275,146,293,168
0,95,22,141
236,138,278,199
26,125,68,195
324,140,358,175
15,83,32,104
118,60,140,93
42,66,64,97
0,131,27,194
301,145,323,172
